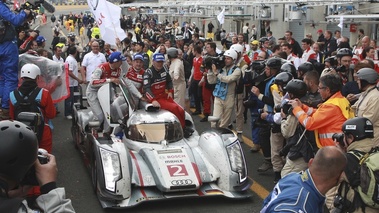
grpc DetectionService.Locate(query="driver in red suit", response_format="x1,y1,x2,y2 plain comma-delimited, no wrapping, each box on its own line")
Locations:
143,53,193,137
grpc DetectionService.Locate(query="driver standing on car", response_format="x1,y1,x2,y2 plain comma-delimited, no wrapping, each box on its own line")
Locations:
87,51,143,133
144,53,193,138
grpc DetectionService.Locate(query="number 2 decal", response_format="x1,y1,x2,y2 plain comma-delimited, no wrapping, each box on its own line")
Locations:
167,164,188,177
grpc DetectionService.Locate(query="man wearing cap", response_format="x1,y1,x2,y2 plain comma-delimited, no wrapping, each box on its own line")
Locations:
247,40,259,61
135,41,150,70
81,41,106,83
175,35,184,51
124,54,145,93
144,53,191,137
87,52,129,130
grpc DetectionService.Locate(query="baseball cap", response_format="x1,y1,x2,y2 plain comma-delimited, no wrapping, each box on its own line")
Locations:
36,36,46,44
133,54,144,61
251,40,259,45
135,41,145,48
56,43,64,48
317,29,323,33
109,51,126,63
153,53,165,62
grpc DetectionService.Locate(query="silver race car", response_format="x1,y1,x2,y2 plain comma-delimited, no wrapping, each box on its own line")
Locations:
71,79,251,209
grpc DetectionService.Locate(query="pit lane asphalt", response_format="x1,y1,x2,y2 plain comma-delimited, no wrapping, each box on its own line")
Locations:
38,7,277,212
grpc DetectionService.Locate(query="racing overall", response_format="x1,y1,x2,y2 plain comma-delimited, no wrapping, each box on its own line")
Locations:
144,65,185,128
0,2,28,115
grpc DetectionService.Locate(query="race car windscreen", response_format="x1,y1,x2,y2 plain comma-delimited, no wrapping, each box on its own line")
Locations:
127,122,183,143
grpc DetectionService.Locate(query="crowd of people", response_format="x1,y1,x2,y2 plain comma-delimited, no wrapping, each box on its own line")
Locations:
1,0,379,210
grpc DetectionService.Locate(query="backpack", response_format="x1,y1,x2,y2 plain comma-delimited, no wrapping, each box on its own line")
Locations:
344,146,379,209
13,87,44,142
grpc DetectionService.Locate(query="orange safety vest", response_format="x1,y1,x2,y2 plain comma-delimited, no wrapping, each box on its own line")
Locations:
293,92,354,148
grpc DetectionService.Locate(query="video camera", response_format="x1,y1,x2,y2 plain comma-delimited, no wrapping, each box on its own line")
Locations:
202,54,225,70
15,112,49,185
18,0,55,19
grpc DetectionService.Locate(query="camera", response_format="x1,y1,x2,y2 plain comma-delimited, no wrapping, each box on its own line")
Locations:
274,99,292,115
332,194,352,213
202,54,225,70
21,148,49,186
332,133,345,146
251,60,266,74
335,65,346,73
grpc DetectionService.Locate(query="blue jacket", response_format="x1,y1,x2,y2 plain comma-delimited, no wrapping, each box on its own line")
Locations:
0,2,27,43
261,169,325,213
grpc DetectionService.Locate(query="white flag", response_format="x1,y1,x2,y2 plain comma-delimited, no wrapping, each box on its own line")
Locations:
87,0,126,46
217,7,225,25
337,16,344,31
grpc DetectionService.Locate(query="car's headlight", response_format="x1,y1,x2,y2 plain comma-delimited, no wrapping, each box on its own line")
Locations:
226,141,247,183
99,147,121,192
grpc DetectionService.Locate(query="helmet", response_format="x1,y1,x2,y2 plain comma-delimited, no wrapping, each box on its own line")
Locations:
284,79,307,98
259,37,268,43
35,36,46,44
297,62,314,73
230,44,244,54
59,36,67,43
324,56,337,67
0,120,38,182
342,117,374,141
266,58,282,69
167,47,179,59
280,63,297,78
336,48,353,58
224,49,238,60
356,68,379,84
275,72,293,87
21,64,41,79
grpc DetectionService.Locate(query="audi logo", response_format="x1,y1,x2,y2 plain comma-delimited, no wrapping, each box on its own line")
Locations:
171,179,193,186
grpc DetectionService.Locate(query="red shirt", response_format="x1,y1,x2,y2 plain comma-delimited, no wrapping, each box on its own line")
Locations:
192,56,203,81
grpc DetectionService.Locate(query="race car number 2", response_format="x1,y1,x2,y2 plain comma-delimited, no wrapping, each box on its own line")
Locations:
167,164,189,177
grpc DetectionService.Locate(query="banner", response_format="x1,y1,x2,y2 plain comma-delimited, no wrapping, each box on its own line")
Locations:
217,7,225,25
18,54,70,104
87,0,126,46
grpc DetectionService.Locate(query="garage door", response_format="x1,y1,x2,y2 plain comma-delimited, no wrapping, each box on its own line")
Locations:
289,21,305,43
326,24,350,38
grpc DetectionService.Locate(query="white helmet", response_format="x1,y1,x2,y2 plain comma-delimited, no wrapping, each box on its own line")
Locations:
224,50,238,60
21,64,41,79
230,44,244,54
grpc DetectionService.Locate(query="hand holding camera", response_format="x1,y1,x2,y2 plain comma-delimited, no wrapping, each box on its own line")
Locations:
35,152,57,186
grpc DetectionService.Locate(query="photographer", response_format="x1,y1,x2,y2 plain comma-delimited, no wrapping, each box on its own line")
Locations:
244,60,266,152
251,57,282,174
326,117,376,213
0,0,31,120
0,120,75,212
207,49,241,128
280,79,317,177
335,48,354,85
289,74,354,147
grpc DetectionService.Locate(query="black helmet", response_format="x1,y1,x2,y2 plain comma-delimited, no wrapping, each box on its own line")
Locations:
167,47,178,59
336,48,353,58
356,68,379,84
251,60,266,74
275,72,293,87
342,117,374,141
280,63,297,78
284,79,307,98
0,120,38,182
59,36,67,43
259,37,268,43
266,58,282,70
324,56,337,67
297,62,314,73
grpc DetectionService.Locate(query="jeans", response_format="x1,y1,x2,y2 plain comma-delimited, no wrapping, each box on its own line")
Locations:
64,86,78,116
